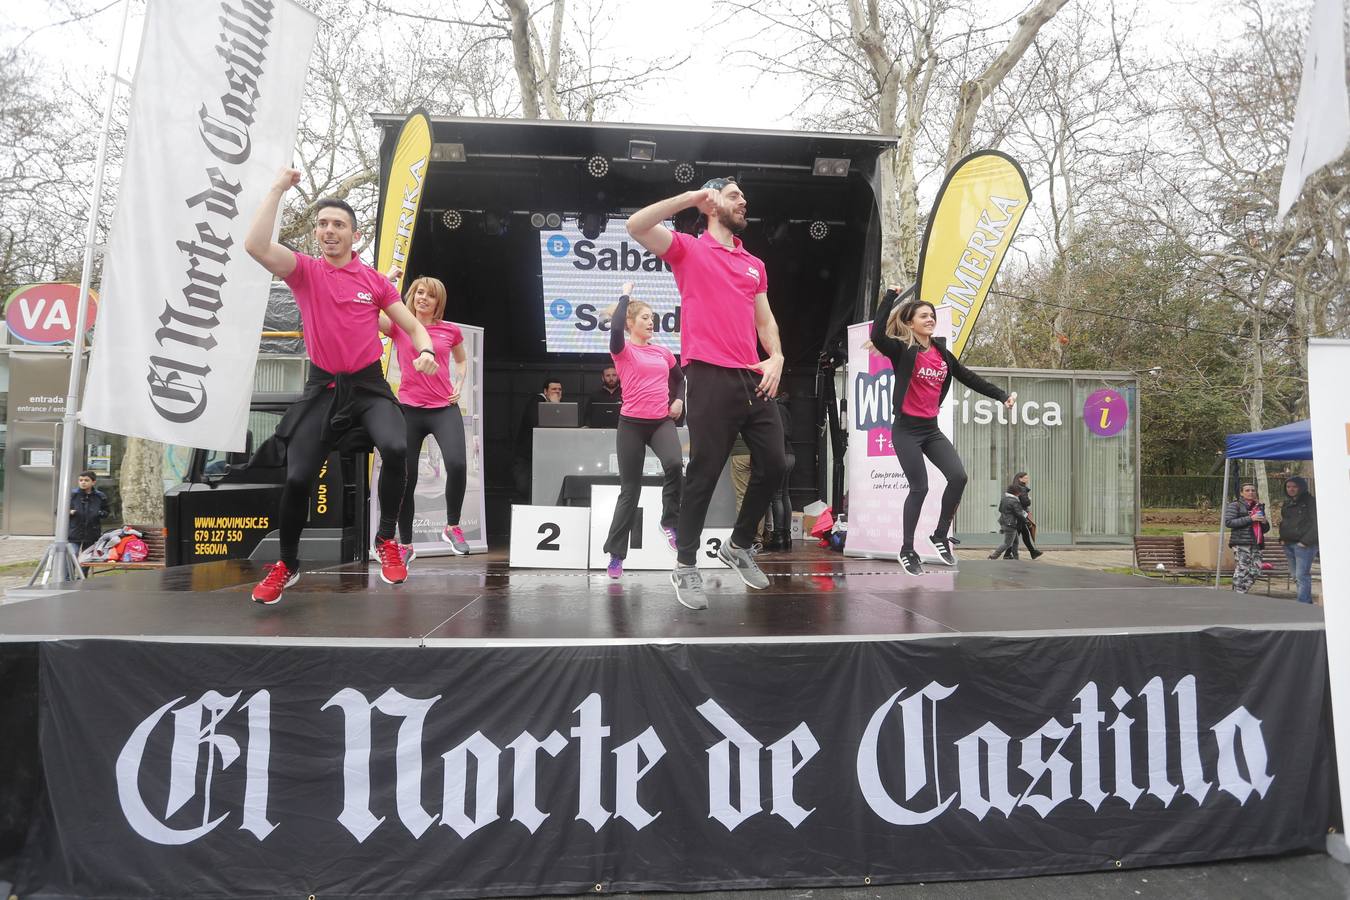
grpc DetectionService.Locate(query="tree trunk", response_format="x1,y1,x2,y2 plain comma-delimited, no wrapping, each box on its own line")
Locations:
945,0,1071,167
502,0,542,118
119,438,164,526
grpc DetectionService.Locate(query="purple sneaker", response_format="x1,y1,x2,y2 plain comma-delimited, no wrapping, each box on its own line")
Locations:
662,526,678,551
607,554,623,579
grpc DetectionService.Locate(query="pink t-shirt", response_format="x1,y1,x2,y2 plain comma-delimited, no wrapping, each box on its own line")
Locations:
660,230,767,369
283,252,400,373
612,341,677,420
391,319,463,408
901,344,948,418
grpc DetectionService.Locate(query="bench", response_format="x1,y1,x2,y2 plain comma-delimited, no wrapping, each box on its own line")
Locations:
85,526,167,574
1133,536,1186,576
1134,535,1315,597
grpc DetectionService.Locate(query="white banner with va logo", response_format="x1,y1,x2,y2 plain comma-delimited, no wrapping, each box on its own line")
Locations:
538,220,681,353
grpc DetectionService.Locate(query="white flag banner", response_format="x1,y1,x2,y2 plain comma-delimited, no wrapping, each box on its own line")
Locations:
1307,338,1350,858
83,0,318,451
1277,0,1350,222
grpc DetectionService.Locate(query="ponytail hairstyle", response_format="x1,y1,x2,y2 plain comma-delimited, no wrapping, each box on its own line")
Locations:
886,299,937,348
403,276,447,322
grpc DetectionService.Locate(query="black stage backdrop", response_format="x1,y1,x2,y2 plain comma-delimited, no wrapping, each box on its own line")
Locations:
16,629,1333,898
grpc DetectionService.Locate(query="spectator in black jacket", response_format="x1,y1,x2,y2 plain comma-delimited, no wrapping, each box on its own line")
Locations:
1224,483,1267,593
988,488,1028,559
1002,472,1043,559
1279,476,1318,604
69,470,110,554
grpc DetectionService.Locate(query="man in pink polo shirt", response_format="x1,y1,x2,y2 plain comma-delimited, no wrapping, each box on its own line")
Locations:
627,177,786,611
243,167,438,605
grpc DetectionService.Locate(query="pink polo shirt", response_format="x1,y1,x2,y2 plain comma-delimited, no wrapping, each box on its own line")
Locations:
283,252,400,373
660,230,767,369
612,341,677,420
390,319,463,408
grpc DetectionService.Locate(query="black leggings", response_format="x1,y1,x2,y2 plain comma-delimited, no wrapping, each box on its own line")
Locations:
676,362,786,566
279,395,407,570
398,404,468,544
891,414,967,553
603,416,683,558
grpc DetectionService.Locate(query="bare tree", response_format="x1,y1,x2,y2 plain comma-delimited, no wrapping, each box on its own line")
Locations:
720,0,1067,286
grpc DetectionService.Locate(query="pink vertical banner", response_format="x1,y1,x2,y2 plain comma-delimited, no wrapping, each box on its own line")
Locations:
845,308,954,561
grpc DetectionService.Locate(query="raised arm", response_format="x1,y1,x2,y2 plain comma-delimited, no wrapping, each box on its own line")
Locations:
749,292,784,397
626,189,717,256
245,168,301,279
870,287,905,356
610,282,633,355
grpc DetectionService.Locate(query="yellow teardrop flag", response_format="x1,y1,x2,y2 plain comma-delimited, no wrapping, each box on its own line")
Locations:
916,151,1030,358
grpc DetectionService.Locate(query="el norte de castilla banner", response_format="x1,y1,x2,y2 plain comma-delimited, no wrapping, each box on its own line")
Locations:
917,151,1030,358
83,0,318,451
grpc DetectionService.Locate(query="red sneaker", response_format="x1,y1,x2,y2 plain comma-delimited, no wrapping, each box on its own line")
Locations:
252,561,297,605
375,537,408,585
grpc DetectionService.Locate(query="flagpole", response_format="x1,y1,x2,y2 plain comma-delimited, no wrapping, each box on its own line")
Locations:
29,0,135,587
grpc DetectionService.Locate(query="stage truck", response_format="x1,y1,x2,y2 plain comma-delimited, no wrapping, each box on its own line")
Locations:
164,117,897,560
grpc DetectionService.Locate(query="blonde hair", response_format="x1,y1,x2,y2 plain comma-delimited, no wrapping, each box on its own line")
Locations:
887,299,936,348
403,276,447,322
626,300,654,328
603,298,654,331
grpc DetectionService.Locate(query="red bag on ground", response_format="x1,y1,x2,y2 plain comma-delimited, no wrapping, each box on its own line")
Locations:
810,508,834,538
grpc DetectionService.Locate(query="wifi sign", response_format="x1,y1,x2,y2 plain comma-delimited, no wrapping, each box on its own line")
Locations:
3,283,99,344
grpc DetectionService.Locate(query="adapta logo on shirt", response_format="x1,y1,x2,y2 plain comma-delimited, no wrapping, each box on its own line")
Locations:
353,291,374,305
915,364,946,382
746,266,759,280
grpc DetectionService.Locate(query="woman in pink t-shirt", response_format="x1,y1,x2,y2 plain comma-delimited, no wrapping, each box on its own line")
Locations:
601,282,686,578
870,287,1015,576
379,276,472,558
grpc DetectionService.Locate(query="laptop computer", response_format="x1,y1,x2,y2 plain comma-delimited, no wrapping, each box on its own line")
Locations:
588,402,621,428
537,401,581,428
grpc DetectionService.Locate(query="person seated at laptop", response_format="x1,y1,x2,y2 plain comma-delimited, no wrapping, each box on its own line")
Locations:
587,365,623,426
514,377,563,500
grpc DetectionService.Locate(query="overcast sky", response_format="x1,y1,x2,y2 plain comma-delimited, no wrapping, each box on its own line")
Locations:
10,0,1250,131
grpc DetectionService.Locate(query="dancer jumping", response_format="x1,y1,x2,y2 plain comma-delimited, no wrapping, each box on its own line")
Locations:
870,286,1014,575
627,177,786,610
244,168,437,605
601,282,685,578
380,273,471,559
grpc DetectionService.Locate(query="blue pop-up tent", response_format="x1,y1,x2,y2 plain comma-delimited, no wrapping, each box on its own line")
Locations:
1215,420,1312,586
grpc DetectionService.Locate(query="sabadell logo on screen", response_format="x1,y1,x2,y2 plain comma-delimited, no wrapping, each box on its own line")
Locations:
4,283,99,344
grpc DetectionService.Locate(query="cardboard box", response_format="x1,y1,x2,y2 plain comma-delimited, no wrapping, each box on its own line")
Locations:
1183,531,1234,570
792,512,819,541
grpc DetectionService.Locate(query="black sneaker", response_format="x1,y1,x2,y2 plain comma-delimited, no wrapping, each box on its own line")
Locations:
898,551,925,576
928,534,957,567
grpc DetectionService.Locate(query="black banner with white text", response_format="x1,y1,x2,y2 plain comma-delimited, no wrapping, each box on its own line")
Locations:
19,629,1333,897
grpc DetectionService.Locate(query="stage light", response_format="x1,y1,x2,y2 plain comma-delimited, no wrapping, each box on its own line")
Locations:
812,157,850,177
673,162,696,184
530,212,545,228
809,220,830,240
545,212,562,229
579,212,608,240
586,155,610,178
628,140,656,162
431,142,466,162
441,209,462,230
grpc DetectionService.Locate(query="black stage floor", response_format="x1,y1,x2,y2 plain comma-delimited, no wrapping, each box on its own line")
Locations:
0,547,1323,645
